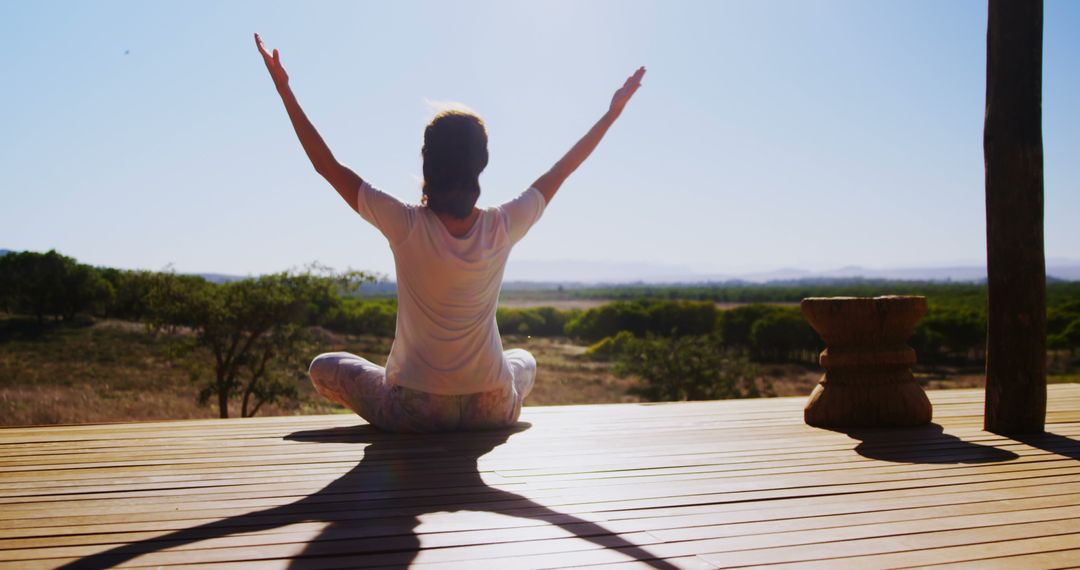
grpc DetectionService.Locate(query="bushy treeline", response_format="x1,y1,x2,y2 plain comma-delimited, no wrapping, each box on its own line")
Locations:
0,250,372,418
912,296,1080,363
565,300,717,340
559,284,1080,365
564,280,1080,313
549,301,815,401
496,306,577,337
912,306,986,363
0,250,114,322
324,298,398,338
9,251,1077,364
570,301,820,364
5,250,1079,408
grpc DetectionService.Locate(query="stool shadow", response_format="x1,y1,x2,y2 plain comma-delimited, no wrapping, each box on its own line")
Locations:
60,423,679,569
831,423,1020,464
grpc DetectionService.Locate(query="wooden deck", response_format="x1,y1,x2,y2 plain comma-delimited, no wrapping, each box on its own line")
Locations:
1,385,1079,569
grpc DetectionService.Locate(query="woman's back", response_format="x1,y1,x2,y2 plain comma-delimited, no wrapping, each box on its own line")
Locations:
355,182,546,395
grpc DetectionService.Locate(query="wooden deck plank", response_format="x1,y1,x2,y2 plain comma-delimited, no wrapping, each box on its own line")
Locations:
2,424,1074,486
3,443,1071,510
3,453,1077,522
4,420,1076,467
6,474,1080,550
910,546,1080,569
5,462,1078,533
0,385,1078,568
4,492,1079,565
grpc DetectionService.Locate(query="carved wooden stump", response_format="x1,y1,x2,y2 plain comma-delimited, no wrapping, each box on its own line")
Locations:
801,296,932,428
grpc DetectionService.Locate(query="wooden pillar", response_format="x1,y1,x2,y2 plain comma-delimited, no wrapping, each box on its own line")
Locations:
983,0,1046,434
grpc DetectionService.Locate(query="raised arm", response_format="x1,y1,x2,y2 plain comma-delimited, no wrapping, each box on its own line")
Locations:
531,67,645,204
255,33,361,209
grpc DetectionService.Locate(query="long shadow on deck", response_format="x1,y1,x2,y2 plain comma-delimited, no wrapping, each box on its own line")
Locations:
61,423,677,569
1011,432,1080,461
834,423,1020,463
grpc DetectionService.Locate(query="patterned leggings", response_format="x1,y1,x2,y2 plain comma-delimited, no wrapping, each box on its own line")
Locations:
307,349,536,433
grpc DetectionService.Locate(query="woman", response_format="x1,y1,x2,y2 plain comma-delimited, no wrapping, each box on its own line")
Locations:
255,33,644,432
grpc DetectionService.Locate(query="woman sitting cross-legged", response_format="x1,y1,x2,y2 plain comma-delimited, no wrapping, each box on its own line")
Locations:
256,33,644,432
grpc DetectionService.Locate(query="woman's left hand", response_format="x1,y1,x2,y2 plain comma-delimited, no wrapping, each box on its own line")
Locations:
609,66,645,118
255,33,289,89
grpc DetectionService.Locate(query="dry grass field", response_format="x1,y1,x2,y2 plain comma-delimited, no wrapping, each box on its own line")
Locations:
0,316,1057,427
0,320,337,426
0,320,651,426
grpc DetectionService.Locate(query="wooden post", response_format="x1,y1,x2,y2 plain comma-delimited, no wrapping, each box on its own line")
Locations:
984,0,1046,434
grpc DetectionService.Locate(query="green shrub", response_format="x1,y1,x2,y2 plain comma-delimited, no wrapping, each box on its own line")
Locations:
583,330,637,361
324,298,397,338
1049,318,1080,352
566,301,650,341
496,307,544,336
614,335,770,401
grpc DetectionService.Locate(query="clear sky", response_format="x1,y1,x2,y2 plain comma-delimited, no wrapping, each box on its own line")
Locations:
2,0,1078,280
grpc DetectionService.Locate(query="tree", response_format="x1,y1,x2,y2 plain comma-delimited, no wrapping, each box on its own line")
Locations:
910,323,946,366
0,250,112,322
565,301,650,342
0,250,62,322
716,304,778,347
749,310,820,362
235,323,309,417
182,270,368,418
646,301,716,337
56,262,114,321
145,273,215,333
920,309,986,361
101,269,156,321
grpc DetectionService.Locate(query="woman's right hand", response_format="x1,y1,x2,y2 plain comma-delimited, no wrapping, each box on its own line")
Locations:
255,33,289,89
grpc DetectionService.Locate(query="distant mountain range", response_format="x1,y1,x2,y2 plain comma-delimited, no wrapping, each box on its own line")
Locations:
3,249,1079,285
501,259,1080,284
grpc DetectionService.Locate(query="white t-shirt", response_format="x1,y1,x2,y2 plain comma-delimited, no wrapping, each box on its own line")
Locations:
353,181,546,395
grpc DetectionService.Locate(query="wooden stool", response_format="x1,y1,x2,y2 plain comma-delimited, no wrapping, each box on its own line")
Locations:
801,296,932,428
